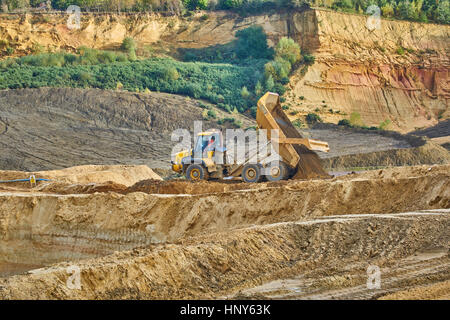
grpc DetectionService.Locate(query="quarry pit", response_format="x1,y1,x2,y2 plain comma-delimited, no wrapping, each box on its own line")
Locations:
0,164,448,299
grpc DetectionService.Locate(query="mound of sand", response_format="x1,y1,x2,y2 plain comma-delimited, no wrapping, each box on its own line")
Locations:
0,165,162,189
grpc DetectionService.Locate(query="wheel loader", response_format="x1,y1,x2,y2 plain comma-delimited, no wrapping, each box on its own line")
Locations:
171,92,331,182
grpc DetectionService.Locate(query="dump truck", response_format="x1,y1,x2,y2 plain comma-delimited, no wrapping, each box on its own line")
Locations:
171,92,331,182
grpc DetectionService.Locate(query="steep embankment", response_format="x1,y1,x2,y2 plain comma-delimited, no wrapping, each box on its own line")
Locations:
285,10,449,132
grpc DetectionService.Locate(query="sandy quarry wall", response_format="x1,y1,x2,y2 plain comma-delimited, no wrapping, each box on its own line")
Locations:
0,165,448,272
0,210,448,299
286,10,449,132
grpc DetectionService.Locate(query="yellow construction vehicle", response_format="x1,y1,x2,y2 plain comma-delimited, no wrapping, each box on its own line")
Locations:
171,92,330,182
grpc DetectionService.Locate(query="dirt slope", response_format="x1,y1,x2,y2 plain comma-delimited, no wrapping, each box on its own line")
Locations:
0,87,251,171
285,10,449,132
0,164,448,274
1,87,447,173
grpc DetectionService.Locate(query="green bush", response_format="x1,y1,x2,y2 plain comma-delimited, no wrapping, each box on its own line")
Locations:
303,54,315,65
207,109,217,119
379,119,391,130
292,119,302,128
183,0,209,10
338,119,352,127
235,26,273,60
349,112,363,126
396,47,406,55
275,37,301,66
121,37,137,60
306,113,322,124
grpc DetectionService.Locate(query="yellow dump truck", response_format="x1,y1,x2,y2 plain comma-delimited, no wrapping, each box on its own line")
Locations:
171,92,330,182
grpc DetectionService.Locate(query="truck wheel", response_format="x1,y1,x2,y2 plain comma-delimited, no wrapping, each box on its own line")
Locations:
265,161,289,181
241,164,262,183
186,164,209,181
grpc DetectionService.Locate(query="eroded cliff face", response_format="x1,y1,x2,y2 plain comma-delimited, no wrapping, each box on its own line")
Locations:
0,9,448,132
286,10,449,132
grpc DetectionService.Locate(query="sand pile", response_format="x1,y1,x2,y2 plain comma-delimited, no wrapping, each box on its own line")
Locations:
0,165,161,190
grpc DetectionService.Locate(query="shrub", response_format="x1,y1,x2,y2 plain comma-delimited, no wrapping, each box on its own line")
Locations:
306,113,322,124
207,109,217,119
265,74,275,91
303,54,315,65
235,26,273,60
6,47,14,55
275,37,301,66
338,119,351,127
121,37,137,60
349,112,363,126
396,47,405,55
292,119,302,128
121,37,136,52
241,86,250,99
183,0,209,10
379,119,391,130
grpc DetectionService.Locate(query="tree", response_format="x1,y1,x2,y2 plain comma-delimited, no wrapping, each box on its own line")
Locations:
265,74,274,91
121,37,137,60
435,0,450,24
183,0,208,10
254,80,263,96
275,37,301,65
220,0,242,9
241,86,250,99
381,3,394,17
235,26,273,60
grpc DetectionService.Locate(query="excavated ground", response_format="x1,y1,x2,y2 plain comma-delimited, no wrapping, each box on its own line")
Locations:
0,210,448,299
1,88,448,173
0,164,448,299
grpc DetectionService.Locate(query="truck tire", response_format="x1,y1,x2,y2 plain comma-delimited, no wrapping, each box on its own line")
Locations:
186,164,209,181
265,161,290,181
241,164,262,183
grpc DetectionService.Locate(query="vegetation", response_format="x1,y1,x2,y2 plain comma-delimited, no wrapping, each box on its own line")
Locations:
338,116,391,130
378,119,391,130
349,111,364,127
0,26,304,117
0,57,263,112
292,118,302,128
2,0,447,25
306,112,322,124
181,25,273,64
